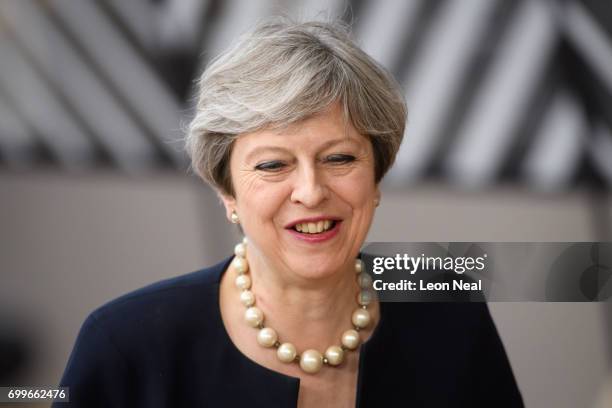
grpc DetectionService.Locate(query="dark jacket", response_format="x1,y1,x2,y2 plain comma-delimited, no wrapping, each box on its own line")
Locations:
54,256,523,407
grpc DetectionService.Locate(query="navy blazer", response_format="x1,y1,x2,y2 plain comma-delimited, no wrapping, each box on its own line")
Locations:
54,256,523,407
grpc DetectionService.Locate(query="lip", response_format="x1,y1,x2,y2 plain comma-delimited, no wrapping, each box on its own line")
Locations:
285,220,342,243
284,216,342,229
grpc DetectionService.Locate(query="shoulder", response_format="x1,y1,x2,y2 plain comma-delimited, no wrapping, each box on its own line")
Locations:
55,257,234,405
385,301,493,331
375,302,523,405
86,255,233,347
379,302,503,352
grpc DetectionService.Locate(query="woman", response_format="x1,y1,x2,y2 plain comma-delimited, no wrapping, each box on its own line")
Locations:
55,19,523,407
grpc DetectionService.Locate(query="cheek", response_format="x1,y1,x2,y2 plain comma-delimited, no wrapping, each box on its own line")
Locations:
236,181,288,225
330,179,376,219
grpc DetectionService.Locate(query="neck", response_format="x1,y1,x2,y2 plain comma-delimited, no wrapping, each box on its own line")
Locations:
245,249,359,350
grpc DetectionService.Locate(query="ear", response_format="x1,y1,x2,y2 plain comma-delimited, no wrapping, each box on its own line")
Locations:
217,191,237,222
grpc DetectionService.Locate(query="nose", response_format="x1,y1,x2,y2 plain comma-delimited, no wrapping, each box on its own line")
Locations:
290,164,329,208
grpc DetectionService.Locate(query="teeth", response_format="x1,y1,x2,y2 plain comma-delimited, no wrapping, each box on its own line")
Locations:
294,220,335,234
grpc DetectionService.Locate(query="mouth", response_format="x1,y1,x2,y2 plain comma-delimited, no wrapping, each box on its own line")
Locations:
285,217,342,242
291,220,338,234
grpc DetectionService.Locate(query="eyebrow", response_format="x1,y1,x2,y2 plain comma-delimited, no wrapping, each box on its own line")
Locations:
245,138,359,162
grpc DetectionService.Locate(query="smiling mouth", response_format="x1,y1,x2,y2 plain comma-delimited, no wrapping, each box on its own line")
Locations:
292,220,338,234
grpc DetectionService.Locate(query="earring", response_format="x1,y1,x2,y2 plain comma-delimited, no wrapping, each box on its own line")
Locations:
230,211,240,224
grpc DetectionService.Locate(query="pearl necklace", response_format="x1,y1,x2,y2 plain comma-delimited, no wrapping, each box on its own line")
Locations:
231,238,374,374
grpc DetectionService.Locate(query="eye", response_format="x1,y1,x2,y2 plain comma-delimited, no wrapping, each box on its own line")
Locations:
325,154,356,164
254,161,285,172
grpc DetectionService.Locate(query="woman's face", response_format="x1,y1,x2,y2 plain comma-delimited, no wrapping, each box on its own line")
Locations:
221,102,380,281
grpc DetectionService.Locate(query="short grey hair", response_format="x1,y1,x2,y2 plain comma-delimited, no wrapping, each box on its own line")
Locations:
187,18,407,196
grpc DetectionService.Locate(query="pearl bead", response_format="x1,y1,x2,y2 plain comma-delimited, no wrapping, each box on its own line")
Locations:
257,327,278,348
239,290,255,307
277,343,297,363
341,329,360,350
235,274,251,290
232,257,248,274
355,259,363,273
245,307,264,327
300,349,323,374
324,345,344,366
357,272,372,289
234,243,246,258
233,239,368,375
357,290,373,306
352,308,371,329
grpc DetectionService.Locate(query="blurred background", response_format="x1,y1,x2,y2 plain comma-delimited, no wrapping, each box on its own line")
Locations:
0,0,611,407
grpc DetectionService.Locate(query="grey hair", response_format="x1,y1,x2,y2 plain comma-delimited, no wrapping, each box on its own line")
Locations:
186,18,407,196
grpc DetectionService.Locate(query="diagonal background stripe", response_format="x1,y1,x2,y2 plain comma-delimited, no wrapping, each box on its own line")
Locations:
0,0,609,192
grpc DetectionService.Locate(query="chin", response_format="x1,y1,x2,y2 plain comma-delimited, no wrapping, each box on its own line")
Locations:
287,255,345,281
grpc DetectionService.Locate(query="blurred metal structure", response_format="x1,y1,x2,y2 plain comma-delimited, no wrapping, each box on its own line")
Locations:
0,0,610,188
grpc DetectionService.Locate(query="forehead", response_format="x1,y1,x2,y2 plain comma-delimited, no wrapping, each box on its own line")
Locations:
234,103,369,158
